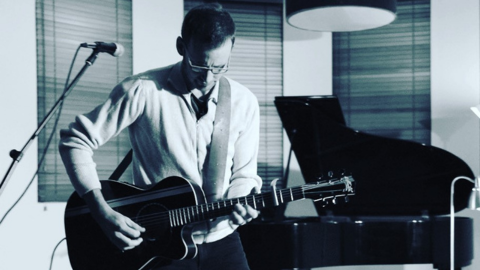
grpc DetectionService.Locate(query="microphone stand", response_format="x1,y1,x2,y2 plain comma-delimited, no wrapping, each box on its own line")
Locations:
0,49,100,197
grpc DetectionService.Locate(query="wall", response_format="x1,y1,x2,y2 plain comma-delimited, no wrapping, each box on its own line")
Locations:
431,1,480,270
132,0,183,73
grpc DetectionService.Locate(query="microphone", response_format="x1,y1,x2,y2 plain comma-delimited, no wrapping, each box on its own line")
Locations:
80,42,124,57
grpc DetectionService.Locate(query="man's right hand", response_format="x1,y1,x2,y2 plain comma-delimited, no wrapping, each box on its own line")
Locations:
83,189,146,251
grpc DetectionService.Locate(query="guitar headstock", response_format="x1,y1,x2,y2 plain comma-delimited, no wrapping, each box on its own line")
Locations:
303,175,355,206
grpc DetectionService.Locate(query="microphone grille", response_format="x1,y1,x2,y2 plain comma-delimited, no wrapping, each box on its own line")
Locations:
114,43,125,57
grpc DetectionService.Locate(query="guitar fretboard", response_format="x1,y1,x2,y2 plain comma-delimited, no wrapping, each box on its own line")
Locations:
131,177,353,229
168,186,307,227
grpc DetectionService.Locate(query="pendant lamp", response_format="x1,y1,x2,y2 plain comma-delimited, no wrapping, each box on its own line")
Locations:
286,0,397,32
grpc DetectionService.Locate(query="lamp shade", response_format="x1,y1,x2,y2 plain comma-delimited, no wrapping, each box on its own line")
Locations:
469,177,480,210
286,0,397,32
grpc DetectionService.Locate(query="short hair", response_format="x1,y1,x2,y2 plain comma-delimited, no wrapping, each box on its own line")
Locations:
181,3,236,48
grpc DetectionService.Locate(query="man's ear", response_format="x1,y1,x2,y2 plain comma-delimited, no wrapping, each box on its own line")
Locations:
176,36,184,56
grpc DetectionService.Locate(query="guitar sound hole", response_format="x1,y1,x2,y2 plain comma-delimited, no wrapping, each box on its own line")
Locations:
136,203,169,242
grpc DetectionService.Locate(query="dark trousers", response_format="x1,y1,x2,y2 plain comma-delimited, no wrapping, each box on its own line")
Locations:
151,231,250,270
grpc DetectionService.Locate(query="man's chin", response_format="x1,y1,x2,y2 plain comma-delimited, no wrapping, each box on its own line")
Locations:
196,82,215,92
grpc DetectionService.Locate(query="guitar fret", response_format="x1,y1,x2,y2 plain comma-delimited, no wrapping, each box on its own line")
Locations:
178,209,183,225
194,207,197,222
176,209,180,225
196,205,201,222
176,210,180,226
181,208,186,224
184,208,188,224
181,208,186,225
173,209,178,227
206,204,210,219
178,209,182,226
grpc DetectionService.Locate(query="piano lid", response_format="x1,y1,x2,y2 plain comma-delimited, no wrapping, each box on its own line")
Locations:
275,95,475,216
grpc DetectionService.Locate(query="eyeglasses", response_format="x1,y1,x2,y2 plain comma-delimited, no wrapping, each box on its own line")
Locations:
185,50,230,75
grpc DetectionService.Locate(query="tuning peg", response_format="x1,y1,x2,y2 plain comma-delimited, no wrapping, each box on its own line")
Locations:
320,199,329,207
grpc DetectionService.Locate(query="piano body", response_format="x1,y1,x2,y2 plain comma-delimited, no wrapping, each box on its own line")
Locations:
239,96,475,270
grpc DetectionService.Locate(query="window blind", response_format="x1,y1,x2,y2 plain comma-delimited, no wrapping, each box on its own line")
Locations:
185,1,284,193
333,0,430,144
36,0,133,202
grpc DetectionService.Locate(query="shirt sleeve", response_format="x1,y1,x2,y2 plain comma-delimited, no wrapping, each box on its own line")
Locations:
58,78,146,196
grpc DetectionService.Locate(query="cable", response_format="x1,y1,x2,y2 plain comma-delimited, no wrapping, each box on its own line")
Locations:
49,237,66,270
0,45,81,226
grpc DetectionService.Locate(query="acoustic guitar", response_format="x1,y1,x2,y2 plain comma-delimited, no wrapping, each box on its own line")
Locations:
64,175,355,270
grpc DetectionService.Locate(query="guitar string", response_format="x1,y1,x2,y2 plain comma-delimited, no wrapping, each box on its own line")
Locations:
124,178,348,224
133,185,348,226
131,185,349,227
134,192,274,227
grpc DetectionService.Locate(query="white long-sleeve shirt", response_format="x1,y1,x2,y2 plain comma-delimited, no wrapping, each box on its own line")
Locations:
59,62,262,242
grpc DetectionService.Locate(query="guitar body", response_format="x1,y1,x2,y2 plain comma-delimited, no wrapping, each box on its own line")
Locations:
64,176,205,270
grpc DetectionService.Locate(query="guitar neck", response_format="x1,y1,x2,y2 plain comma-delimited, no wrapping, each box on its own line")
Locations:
168,185,304,227
168,176,354,228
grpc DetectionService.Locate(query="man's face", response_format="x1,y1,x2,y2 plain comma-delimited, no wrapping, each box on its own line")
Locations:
180,38,233,93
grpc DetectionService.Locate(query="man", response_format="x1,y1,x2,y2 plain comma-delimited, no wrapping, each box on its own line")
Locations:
59,3,261,270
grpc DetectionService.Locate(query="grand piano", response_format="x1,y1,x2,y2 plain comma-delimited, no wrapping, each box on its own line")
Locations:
239,96,475,270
